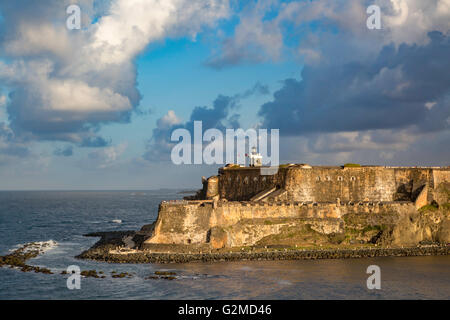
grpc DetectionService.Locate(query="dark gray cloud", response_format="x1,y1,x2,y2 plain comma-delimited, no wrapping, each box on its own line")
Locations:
277,128,450,168
0,122,30,164
80,136,111,148
145,83,269,161
0,0,140,146
0,0,229,149
259,32,450,136
205,1,283,69
203,0,450,166
144,95,240,162
54,145,74,157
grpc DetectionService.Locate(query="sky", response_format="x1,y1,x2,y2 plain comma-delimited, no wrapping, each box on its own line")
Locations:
0,0,449,190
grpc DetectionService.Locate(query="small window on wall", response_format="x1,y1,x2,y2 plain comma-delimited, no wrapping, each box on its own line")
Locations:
326,176,331,181
337,176,343,181
350,176,356,181
316,176,321,182
244,177,249,184
253,177,258,182
262,177,266,182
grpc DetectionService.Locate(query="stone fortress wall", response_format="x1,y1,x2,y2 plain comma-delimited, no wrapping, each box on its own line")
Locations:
146,199,416,247
144,165,450,248
211,166,450,203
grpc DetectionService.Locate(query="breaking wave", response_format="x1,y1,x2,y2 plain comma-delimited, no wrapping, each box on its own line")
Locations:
9,240,58,255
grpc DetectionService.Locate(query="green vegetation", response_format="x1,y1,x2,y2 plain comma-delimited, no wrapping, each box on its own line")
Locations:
361,225,384,234
0,243,54,274
81,270,101,278
154,271,176,276
146,271,177,280
224,164,242,169
256,223,331,246
112,272,133,278
328,233,346,244
419,203,439,212
343,163,361,167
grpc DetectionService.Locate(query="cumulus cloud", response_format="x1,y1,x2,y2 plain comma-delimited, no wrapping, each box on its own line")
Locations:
83,143,128,169
280,0,450,50
145,83,269,161
378,0,450,45
203,0,450,165
209,0,450,67
0,0,230,146
279,128,450,167
259,32,450,135
206,0,283,68
0,95,6,107
0,122,30,165
54,145,74,157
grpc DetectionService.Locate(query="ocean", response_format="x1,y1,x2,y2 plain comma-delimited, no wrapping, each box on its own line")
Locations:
0,191,449,300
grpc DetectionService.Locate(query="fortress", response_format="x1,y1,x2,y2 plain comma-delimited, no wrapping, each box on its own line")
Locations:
196,164,450,204
143,164,450,250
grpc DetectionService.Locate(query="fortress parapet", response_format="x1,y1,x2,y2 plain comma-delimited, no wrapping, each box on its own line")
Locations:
188,165,450,206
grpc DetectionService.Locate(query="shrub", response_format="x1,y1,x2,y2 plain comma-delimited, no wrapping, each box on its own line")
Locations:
343,163,361,167
419,204,439,212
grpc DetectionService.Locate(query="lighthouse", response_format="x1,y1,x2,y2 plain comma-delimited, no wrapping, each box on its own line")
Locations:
247,147,263,167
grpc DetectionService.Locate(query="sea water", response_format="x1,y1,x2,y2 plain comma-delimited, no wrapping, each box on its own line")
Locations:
0,191,449,300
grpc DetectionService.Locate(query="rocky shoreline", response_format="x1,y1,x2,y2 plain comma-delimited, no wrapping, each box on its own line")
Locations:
0,242,56,274
78,243,449,264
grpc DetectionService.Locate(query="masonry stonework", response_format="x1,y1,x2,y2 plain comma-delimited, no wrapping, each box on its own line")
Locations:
214,166,448,203
145,165,450,249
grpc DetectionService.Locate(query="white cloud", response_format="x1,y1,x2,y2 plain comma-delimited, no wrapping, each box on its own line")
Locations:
281,0,450,46
44,80,132,113
4,23,73,58
89,0,229,66
211,0,450,67
86,143,128,169
207,0,283,68
158,110,182,129
0,0,230,145
278,127,440,166
378,0,450,45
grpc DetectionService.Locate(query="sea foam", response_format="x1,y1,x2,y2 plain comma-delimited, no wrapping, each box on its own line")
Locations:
9,240,58,254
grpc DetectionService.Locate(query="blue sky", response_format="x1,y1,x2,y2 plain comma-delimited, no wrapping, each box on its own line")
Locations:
0,0,449,190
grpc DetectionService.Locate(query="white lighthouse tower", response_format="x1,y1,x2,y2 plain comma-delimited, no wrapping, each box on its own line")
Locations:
247,147,262,167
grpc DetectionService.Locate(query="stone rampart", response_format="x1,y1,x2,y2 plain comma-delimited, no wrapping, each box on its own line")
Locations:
215,166,450,203
145,200,416,248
